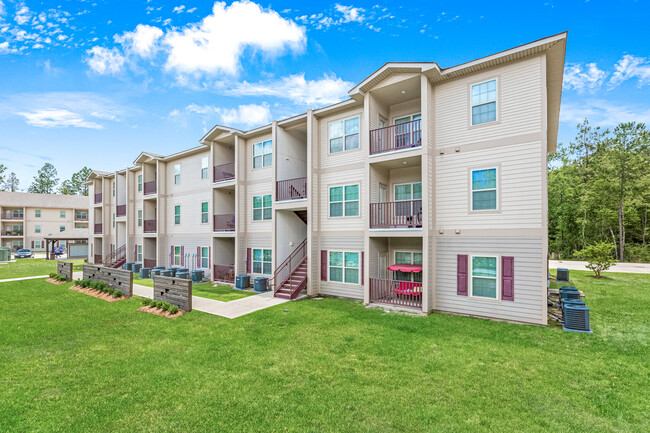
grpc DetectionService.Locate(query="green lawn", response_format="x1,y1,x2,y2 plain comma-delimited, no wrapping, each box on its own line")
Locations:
134,276,256,302
0,271,648,432
0,258,85,279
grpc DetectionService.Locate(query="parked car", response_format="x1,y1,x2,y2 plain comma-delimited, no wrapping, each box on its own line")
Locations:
14,249,34,259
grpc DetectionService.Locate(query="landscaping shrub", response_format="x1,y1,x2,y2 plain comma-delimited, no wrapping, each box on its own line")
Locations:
160,302,171,311
574,242,618,278
141,298,152,306
168,305,179,314
113,290,123,298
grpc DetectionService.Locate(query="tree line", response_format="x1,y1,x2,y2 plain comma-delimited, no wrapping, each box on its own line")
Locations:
549,119,649,263
0,163,91,196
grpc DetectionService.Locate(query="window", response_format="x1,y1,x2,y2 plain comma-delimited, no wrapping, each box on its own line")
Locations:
253,140,272,168
112,181,115,196
471,168,497,211
174,246,181,266
112,212,115,228
329,184,359,217
328,251,360,284
253,195,272,221
470,255,499,299
34,241,41,249
329,116,360,153
201,246,209,268
35,210,41,218
76,211,87,220
137,210,142,227
471,79,497,125
252,248,272,274
174,164,181,184
394,182,422,201
137,174,142,192
394,114,422,147
60,210,66,218
137,245,142,263
60,225,65,232
201,202,209,224
174,205,181,225
201,157,209,179
35,225,41,233
394,251,423,283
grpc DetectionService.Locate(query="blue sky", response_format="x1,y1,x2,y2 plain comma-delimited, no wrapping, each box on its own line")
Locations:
0,0,648,186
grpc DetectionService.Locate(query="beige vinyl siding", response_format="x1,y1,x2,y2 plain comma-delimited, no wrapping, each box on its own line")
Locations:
319,170,365,233
244,133,273,182
319,235,364,300
246,184,273,233
436,141,543,229
319,108,365,169
245,236,272,280
435,55,543,148
435,236,545,325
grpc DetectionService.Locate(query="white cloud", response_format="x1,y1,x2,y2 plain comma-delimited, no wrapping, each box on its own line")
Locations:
173,5,186,14
0,1,5,16
115,24,163,58
560,99,650,127
334,4,365,23
563,63,607,93
14,4,31,25
15,109,104,129
86,46,125,74
0,41,16,54
226,73,353,106
609,54,650,88
187,7,197,13
171,102,271,129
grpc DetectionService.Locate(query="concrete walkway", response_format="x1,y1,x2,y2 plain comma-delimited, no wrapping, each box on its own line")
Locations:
132,283,288,319
550,260,650,274
0,275,48,283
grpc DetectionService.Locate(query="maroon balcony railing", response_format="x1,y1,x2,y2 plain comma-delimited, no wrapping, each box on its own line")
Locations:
370,278,423,309
144,181,157,195
144,258,156,269
94,193,103,204
213,214,235,232
94,254,103,264
276,177,307,201
94,223,102,234
2,212,24,220
144,220,157,233
213,264,235,283
213,162,235,183
370,119,422,155
370,200,422,229
116,204,126,217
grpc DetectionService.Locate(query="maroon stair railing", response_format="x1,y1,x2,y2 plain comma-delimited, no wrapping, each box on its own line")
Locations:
94,193,103,204
370,119,422,155
213,162,235,182
143,181,157,195
94,223,102,234
276,177,307,201
103,244,126,269
116,204,126,217
271,238,307,294
144,220,157,233
369,278,423,309
213,214,235,232
370,199,422,229
213,264,235,283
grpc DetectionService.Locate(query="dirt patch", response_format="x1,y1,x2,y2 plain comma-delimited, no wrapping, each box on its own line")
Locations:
69,285,126,302
137,305,186,319
46,278,68,285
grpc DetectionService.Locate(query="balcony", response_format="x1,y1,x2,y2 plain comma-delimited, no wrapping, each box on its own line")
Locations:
276,177,307,201
144,220,157,233
94,193,103,204
2,230,23,236
116,204,126,217
213,264,235,283
370,200,422,229
369,278,422,309
144,181,157,196
213,214,235,232
94,223,102,234
2,212,23,220
213,162,235,183
370,119,422,155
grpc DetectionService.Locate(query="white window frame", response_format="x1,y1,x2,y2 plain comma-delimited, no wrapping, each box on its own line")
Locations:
174,164,181,185
137,244,143,263
174,246,181,266
35,225,41,233
328,183,360,218
112,212,115,228
112,181,115,197
137,174,142,192
469,254,500,301
201,246,209,269
137,209,142,227
393,182,422,201
201,202,209,224
328,115,360,154
470,167,499,212
327,250,361,285
252,248,272,275
252,194,272,221
201,157,209,179
59,225,65,232
35,209,41,218
34,241,41,249
253,140,272,169
60,210,66,218
470,78,498,126
174,205,181,225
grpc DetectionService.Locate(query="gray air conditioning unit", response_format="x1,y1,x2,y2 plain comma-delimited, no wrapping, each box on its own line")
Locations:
557,268,570,282
563,304,592,333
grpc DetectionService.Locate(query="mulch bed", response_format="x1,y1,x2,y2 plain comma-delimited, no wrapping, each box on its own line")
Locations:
137,306,186,319
45,278,68,285
69,285,126,302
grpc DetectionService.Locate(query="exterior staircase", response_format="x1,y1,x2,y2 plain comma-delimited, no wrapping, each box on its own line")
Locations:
272,238,307,300
103,244,126,269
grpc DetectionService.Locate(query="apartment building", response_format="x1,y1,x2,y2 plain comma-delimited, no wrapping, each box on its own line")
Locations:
88,32,566,325
0,191,89,253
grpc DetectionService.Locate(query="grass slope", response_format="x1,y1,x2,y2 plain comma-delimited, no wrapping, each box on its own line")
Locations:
0,258,85,279
0,271,647,432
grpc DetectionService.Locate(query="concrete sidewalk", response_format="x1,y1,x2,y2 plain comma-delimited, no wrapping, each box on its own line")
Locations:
550,260,650,274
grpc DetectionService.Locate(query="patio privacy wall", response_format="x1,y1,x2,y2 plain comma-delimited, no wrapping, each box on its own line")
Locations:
82,265,133,297
153,275,192,311
57,261,73,282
